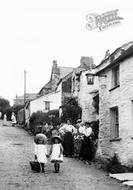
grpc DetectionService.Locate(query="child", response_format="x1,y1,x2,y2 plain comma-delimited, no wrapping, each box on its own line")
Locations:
49,135,63,173
34,135,48,173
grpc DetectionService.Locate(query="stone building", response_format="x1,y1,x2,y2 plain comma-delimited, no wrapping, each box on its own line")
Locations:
96,41,133,166
72,56,99,122
78,69,99,122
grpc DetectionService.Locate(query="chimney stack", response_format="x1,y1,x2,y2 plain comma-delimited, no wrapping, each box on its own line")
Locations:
53,60,57,67
80,56,95,70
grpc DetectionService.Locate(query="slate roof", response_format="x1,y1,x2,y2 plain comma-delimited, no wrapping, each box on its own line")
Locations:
96,41,133,74
38,65,74,95
15,93,37,100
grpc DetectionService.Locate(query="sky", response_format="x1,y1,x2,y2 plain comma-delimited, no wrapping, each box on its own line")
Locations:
0,0,132,105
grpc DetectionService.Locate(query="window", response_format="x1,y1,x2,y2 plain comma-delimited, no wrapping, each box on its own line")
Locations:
112,65,119,88
110,107,119,138
45,101,50,111
72,77,75,92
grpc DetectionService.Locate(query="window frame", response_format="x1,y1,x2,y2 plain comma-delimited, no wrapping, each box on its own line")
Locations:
45,101,50,111
111,64,120,89
72,77,76,92
110,106,119,139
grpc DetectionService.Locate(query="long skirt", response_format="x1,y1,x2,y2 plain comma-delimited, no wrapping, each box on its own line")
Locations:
79,136,93,161
74,139,82,157
63,132,74,156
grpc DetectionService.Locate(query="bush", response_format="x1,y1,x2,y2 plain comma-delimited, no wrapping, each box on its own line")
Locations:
29,111,48,134
47,109,61,126
29,110,61,134
105,154,129,173
60,98,82,124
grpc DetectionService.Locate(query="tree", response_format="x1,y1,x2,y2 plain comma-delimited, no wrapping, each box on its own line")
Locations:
29,111,49,134
0,98,11,119
47,109,61,126
12,104,24,116
60,98,82,124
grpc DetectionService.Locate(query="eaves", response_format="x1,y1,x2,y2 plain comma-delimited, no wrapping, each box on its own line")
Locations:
96,46,133,75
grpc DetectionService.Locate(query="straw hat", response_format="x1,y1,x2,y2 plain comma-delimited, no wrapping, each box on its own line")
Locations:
51,135,62,143
34,133,47,144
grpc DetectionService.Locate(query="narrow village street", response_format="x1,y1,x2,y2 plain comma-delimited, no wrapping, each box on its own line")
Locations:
0,120,131,190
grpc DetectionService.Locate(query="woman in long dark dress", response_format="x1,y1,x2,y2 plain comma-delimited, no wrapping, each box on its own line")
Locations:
59,119,77,157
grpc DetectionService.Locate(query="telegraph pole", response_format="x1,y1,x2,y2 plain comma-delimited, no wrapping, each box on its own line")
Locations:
24,70,26,104
24,70,26,126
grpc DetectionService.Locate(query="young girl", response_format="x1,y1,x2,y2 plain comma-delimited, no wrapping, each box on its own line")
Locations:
34,134,48,173
49,135,63,173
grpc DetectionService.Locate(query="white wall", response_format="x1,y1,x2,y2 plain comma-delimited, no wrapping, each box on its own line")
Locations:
30,89,62,115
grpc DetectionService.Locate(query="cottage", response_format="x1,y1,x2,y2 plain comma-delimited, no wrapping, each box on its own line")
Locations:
30,89,62,115
96,41,133,166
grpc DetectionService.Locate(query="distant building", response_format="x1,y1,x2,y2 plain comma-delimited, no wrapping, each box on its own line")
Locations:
28,61,74,115
38,60,74,96
25,58,97,125
56,56,96,107
13,93,37,106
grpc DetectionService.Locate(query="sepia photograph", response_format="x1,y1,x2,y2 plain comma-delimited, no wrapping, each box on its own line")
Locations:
0,0,133,189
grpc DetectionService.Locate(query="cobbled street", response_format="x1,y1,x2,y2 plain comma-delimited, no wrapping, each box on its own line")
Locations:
0,120,131,190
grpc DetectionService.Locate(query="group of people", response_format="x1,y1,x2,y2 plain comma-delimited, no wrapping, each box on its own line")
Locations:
2,112,16,126
33,119,98,173
59,119,96,163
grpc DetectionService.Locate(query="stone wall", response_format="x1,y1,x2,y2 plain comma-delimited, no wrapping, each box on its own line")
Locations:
97,56,133,166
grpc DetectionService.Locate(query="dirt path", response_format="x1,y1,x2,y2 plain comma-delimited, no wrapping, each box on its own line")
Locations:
0,120,130,190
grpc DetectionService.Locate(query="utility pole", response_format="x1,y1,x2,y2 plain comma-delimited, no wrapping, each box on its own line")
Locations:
23,70,26,127
24,70,26,104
